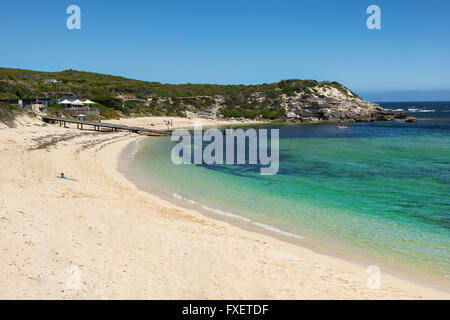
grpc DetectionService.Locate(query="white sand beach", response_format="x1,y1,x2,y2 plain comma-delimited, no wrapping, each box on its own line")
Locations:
0,115,448,299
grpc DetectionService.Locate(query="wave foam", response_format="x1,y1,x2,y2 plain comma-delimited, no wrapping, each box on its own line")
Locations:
252,222,305,239
201,205,251,222
172,192,184,200
131,137,145,157
172,193,305,240
407,108,436,113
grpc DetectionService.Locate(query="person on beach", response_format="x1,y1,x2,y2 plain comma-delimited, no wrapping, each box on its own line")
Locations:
58,173,76,181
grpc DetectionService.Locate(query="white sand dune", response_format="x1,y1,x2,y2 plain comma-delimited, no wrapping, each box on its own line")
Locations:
0,115,448,299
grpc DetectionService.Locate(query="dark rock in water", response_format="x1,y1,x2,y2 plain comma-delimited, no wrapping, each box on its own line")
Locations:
405,117,417,122
393,113,408,120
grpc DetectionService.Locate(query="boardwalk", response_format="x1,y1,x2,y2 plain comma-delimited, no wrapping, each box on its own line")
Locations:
42,116,173,136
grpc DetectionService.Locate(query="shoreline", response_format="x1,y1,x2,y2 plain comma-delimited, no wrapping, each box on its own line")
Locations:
0,115,448,299
117,135,450,295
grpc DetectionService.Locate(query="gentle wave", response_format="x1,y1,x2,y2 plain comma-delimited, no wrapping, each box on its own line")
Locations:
171,193,306,240
252,222,305,239
172,192,251,221
201,205,252,222
406,108,436,113
172,192,183,200
172,192,196,204
131,137,145,157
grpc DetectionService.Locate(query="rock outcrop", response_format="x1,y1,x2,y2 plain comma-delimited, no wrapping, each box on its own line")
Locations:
280,93,405,122
178,82,408,122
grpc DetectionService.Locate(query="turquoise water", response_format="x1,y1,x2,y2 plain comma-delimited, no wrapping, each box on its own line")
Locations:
130,102,450,280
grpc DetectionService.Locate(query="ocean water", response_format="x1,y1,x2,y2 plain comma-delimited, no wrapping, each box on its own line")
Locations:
129,102,450,280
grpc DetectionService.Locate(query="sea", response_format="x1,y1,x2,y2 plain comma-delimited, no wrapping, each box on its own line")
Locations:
123,101,450,283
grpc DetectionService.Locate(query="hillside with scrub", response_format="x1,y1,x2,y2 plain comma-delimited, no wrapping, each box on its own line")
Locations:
0,67,404,122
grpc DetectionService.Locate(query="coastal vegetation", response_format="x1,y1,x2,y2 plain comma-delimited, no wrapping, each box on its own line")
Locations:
0,102,17,127
0,68,361,120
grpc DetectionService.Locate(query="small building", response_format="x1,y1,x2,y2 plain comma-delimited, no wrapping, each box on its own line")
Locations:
0,98,52,109
0,99,22,108
44,79,60,84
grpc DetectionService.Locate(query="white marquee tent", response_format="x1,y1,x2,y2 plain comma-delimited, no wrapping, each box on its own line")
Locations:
71,99,84,106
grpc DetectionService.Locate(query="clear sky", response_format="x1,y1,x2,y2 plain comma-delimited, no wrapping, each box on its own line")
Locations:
1,0,449,101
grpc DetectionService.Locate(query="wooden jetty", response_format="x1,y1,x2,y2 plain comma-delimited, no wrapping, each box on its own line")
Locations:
42,116,172,136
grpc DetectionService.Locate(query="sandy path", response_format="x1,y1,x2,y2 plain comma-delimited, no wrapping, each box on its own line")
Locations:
0,116,448,299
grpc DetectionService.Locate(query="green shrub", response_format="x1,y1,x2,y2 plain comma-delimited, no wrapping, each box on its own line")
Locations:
47,103,65,116
92,95,122,109
260,107,285,120
0,103,16,127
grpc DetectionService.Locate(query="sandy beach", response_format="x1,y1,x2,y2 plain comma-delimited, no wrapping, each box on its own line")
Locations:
0,115,448,299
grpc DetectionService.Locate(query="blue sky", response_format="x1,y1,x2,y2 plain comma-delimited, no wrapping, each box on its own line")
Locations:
1,0,449,101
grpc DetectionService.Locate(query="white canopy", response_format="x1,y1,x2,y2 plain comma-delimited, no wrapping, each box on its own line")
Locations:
71,99,84,105
83,99,95,104
59,99,71,104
